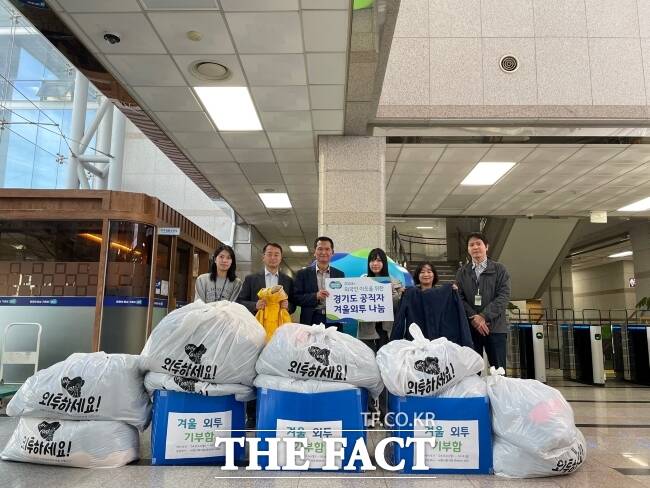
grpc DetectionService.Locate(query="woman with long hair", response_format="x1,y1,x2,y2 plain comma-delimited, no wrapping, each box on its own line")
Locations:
195,244,243,302
358,247,404,427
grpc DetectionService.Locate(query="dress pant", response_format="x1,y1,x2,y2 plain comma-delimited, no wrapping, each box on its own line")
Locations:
470,328,507,370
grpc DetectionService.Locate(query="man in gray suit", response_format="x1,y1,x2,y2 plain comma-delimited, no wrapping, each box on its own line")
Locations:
237,242,295,315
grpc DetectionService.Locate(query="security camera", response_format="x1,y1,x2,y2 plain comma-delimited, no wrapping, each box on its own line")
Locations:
526,214,534,219
103,32,121,45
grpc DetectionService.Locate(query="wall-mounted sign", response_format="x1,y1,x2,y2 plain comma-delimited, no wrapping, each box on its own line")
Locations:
158,227,180,236
629,277,637,288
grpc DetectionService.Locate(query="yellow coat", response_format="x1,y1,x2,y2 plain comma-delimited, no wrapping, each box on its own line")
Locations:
255,285,292,341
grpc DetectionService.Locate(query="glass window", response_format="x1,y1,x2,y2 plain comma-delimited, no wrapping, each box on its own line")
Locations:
4,130,35,187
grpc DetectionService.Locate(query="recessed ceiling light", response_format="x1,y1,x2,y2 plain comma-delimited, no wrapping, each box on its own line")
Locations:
194,86,262,131
259,192,291,209
608,251,633,258
416,226,433,229
618,196,650,212
290,245,309,253
461,162,516,186
533,189,546,194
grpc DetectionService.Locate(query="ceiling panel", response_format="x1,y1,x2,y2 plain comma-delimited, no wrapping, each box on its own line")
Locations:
274,149,316,161
267,131,315,148
309,85,345,110
173,132,225,149
302,10,349,52
436,146,490,164
311,110,344,131
131,86,202,111
195,162,242,175
153,111,215,132
250,86,310,112
70,13,166,54
231,149,276,163
148,12,235,54
220,132,270,149
306,53,346,84
240,54,307,85
260,111,312,131
220,0,299,10
59,0,141,11
105,54,185,86
398,147,445,163
479,146,536,163
226,12,303,54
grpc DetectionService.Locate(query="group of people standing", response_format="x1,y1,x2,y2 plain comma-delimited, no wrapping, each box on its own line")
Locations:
195,232,510,427
195,232,511,371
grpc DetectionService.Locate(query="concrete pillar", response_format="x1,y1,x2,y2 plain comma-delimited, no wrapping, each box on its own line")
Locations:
318,136,385,253
630,222,650,309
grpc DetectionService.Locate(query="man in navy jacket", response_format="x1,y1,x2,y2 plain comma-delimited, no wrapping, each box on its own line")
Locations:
293,236,344,326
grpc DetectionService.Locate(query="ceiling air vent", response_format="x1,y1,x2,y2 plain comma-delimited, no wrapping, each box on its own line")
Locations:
190,61,231,81
500,55,519,73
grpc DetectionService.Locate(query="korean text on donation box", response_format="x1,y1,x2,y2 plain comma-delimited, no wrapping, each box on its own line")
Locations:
325,277,393,322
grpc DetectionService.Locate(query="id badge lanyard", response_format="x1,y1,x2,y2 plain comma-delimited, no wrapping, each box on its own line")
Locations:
474,274,482,307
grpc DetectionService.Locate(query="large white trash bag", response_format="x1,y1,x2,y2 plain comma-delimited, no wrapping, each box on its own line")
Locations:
486,367,578,454
1,418,139,468
6,352,150,430
376,323,484,397
493,431,587,478
141,300,265,386
436,374,487,398
144,372,255,402
256,323,383,399
254,374,358,395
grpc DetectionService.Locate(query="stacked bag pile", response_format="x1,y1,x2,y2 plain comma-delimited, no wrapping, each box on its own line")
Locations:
487,367,586,478
376,323,586,479
255,322,384,399
377,323,486,399
2,352,150,468
141,300,265,403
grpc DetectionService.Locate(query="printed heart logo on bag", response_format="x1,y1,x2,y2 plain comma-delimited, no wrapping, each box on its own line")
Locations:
414,356,440,375
37,421,61,441
173,376,198,392
308,346,331,366
184,343,207,364
61,376,85,398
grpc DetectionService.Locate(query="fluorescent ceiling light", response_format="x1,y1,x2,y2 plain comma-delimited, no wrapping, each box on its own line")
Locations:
618,196,650,212
290,245,309,253
608,251,633,258
194,86,262,131
461,162,516,186
416,226,433,229
258,193,292,209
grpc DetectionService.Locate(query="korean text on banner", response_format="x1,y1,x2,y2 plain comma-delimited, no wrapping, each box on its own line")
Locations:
325,277,393,322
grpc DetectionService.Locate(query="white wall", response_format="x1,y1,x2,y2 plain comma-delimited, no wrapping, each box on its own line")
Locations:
381,0,650,118
572,260,637,314
119,120,234,244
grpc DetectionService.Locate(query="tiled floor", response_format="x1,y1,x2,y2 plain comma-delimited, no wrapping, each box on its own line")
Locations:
1,379,649,488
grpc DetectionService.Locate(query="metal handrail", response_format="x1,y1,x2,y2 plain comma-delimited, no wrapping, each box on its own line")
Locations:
390,226,409,266
390,227,447,264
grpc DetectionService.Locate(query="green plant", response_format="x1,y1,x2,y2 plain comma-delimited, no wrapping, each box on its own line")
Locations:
637,297,650,310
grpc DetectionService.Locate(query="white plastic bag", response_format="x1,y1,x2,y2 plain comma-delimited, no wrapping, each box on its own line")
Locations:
6,352,150,430
1,418,139,468
486,367,577,454
144,372,255,402
376,323,484,397
436,374,487,398
254,374,358,395
493,431,587,478
255,323,383,399
141,301,265,386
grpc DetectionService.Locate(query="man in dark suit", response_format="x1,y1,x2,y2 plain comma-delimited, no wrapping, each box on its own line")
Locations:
237,242,295,315
238,242,294,430
293,236,344,326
